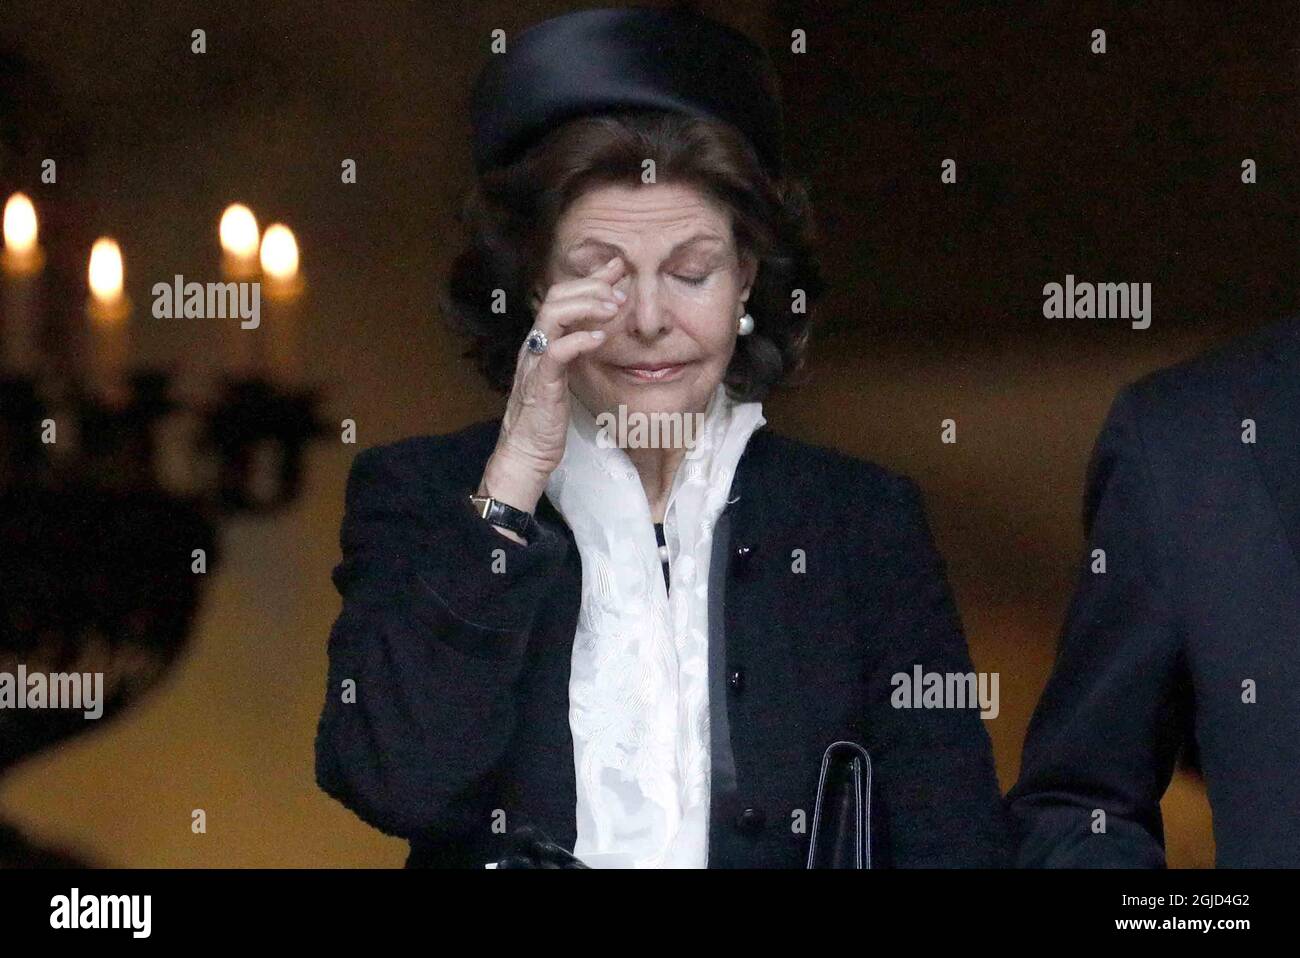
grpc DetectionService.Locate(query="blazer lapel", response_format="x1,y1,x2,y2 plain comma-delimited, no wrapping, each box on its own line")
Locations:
707,428,793,863
705,431,765,863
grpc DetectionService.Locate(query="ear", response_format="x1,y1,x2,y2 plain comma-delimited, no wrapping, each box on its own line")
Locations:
738,251,759,302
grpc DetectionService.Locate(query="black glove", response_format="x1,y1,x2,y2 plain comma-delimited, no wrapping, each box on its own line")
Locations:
495,825,590,869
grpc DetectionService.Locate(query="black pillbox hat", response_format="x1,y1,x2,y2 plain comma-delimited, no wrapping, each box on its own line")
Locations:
470,7,785,178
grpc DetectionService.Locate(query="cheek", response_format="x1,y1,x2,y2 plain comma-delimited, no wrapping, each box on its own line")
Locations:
567,352,599,385
676,292,738,357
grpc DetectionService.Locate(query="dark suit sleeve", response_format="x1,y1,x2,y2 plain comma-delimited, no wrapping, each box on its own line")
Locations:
1007,385,1189,867
314,440,569,841
860,475,1011,867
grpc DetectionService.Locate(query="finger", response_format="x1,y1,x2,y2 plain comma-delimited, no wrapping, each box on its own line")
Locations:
556,255,625,283
531,328,607,383
590,254,628,294
598,255,627,276
544,276,627,308
536,256,627,307
532,293,623,337
513,309,605,363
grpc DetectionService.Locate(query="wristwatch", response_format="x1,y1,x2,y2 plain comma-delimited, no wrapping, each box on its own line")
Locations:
468,493,540,543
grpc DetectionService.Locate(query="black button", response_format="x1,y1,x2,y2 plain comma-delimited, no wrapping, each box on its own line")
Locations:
735,807,766,835
727,668,744,692
732,544,754,577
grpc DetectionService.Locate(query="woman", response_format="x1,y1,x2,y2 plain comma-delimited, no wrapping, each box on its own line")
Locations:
314,7,1007,868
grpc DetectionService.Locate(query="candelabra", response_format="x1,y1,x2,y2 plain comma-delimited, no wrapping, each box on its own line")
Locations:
0,45,332,865
0,359,328,867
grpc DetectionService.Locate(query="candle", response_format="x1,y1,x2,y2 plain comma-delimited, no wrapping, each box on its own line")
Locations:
86,237,131,405
2,193,46,376
220,203,260,278
219,203,260,376
259,223,303,385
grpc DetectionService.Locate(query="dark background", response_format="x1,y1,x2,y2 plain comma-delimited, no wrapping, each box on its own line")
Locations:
0,0,1295,865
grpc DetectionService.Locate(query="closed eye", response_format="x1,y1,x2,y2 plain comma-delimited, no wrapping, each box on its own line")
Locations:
673,274,710,286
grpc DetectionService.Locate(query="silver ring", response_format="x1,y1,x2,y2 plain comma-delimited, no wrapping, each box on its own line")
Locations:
524,328,549,355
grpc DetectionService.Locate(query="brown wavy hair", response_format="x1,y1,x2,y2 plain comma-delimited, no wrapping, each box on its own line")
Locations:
441,109,826,402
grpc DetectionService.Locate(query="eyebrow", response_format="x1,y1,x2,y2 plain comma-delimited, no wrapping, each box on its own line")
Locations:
563,233,727,260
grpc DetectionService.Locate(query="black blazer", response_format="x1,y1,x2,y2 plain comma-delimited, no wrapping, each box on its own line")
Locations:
314,418,1009,867
1008,315,1300,867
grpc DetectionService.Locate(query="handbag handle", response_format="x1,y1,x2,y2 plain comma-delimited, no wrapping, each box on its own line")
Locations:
805,740,872,869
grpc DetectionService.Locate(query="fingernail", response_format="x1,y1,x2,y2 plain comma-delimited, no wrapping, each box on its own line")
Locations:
612,288,627,301
590,330,606,340
606,256,620,268
601,301,618,311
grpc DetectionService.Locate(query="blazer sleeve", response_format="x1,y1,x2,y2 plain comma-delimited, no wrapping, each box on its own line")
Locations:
859,475,1011,868
1006,385,1189,867
314,439,569,841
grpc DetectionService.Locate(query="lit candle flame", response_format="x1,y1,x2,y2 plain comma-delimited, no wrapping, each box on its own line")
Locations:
3,193,38,255
220,203,260,258
88,238,124,303
259,224,299,281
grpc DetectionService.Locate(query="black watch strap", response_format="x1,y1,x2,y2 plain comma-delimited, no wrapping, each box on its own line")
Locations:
468,493,539,542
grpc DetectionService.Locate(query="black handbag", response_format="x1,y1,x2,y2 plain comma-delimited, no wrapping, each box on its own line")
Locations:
805,740,873,869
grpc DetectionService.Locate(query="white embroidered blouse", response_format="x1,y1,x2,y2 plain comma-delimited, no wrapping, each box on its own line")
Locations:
542,384,766,868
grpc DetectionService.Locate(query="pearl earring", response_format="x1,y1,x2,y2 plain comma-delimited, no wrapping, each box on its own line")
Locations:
737,312,755,336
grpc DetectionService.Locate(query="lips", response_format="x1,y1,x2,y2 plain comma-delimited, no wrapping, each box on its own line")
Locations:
616,361,691,382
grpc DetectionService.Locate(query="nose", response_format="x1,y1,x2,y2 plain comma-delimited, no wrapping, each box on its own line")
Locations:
625,273,671,340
